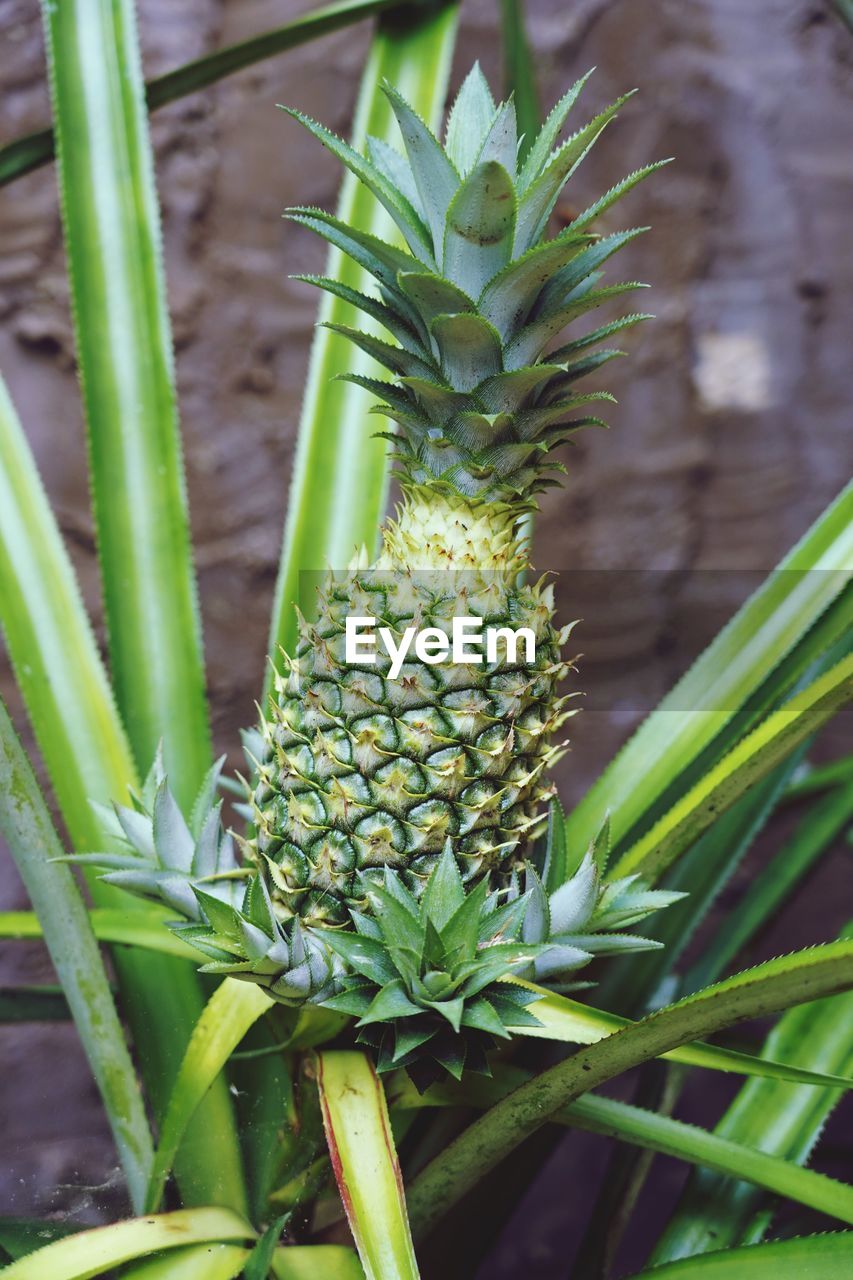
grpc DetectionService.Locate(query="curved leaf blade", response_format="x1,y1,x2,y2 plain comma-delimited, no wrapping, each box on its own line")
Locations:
0,1,403,187
0,1209,254,1280
566,482,853,857
42,0,210,804
0,909,200,960
393,1073,853,1228
508,980,853,1089
117,1244,249,1280
653,929,853,1262
613,653,853,883
317,1050,419,1280
406,942,853,1237
273,1246,366,1279
626,1232,853,1279
145,979,272,1213
686,782,853,992
0,374,135,847
0,700,153,1211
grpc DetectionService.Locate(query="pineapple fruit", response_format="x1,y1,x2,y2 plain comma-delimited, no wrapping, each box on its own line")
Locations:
248,64,664,929
79,66,680,1082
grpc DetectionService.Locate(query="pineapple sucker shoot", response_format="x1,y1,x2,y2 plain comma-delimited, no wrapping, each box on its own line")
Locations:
248,64,666,932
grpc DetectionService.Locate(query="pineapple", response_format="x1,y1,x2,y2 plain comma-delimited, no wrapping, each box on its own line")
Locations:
76,66,678,1084
249,65,665,928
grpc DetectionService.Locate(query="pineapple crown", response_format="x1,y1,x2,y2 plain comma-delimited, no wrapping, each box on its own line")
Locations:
284,64,668,502
318,844,547,1092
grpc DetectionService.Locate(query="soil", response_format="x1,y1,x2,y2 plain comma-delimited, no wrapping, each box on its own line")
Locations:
1,0,851,1274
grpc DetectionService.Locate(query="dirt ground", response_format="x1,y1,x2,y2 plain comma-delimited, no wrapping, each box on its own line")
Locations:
1,0,852,1274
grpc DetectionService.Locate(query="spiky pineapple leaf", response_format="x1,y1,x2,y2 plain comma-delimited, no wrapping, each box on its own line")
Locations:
321,322,439,380
517,69,594,192
295,275,425,352
536,227,649,316
478,231,595,338
570,158,673,233
444,63,497,175
285,207,413,293
475,98,518,173
382,81,460,254
431,313,504,390
397,271,475,322
443,161,517,297
281,106,433,262
515,92,636,251
506,281,650,369
365,134,422,213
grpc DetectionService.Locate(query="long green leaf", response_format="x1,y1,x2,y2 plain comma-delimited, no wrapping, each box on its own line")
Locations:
499,0,540,162
509,980,853,1089
0,0,401,187
566,482,853,857
0,697,153,1211
145,979,272,1213
272,1247,366,1279
0,985,70,1022
317,1050,420,1280
0,909,199,959
598,750,807,1016
567,1094,853,1230
652,933,853,1262
31,2,244,1208
0,374,136,848
784,752,853,799
612,653,853,882
686,782,853,992
0,1208,254,1280
42,0,210,804
627,1232,853,1279
405,942,853,1238
117,1244,249,1280
0,902,247,1207
265,4,459,685
392,1073,853,1228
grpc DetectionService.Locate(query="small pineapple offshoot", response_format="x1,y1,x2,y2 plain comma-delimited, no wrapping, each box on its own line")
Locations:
318,844,547,1092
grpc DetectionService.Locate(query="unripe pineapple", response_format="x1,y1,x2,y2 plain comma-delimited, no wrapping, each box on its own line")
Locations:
249,64,665,931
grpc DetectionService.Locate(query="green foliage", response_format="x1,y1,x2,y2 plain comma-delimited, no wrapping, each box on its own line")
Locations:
406,941,853,1238
317,1051,418,1280
0,0,403,186
0,8,851,1278
0,1209,254,1280
42,0,210,804
626,1232,853,1279
320,846,544,1090
0,698,153,1210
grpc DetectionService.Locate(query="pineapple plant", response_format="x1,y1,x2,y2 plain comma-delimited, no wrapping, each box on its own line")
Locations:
5,4,853,1271
74,65,679,1084
248,64,666,933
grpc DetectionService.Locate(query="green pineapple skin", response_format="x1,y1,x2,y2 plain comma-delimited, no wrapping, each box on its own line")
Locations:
251,490,574,926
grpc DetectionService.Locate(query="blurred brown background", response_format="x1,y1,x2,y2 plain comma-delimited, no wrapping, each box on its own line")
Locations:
1,0,852,1273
